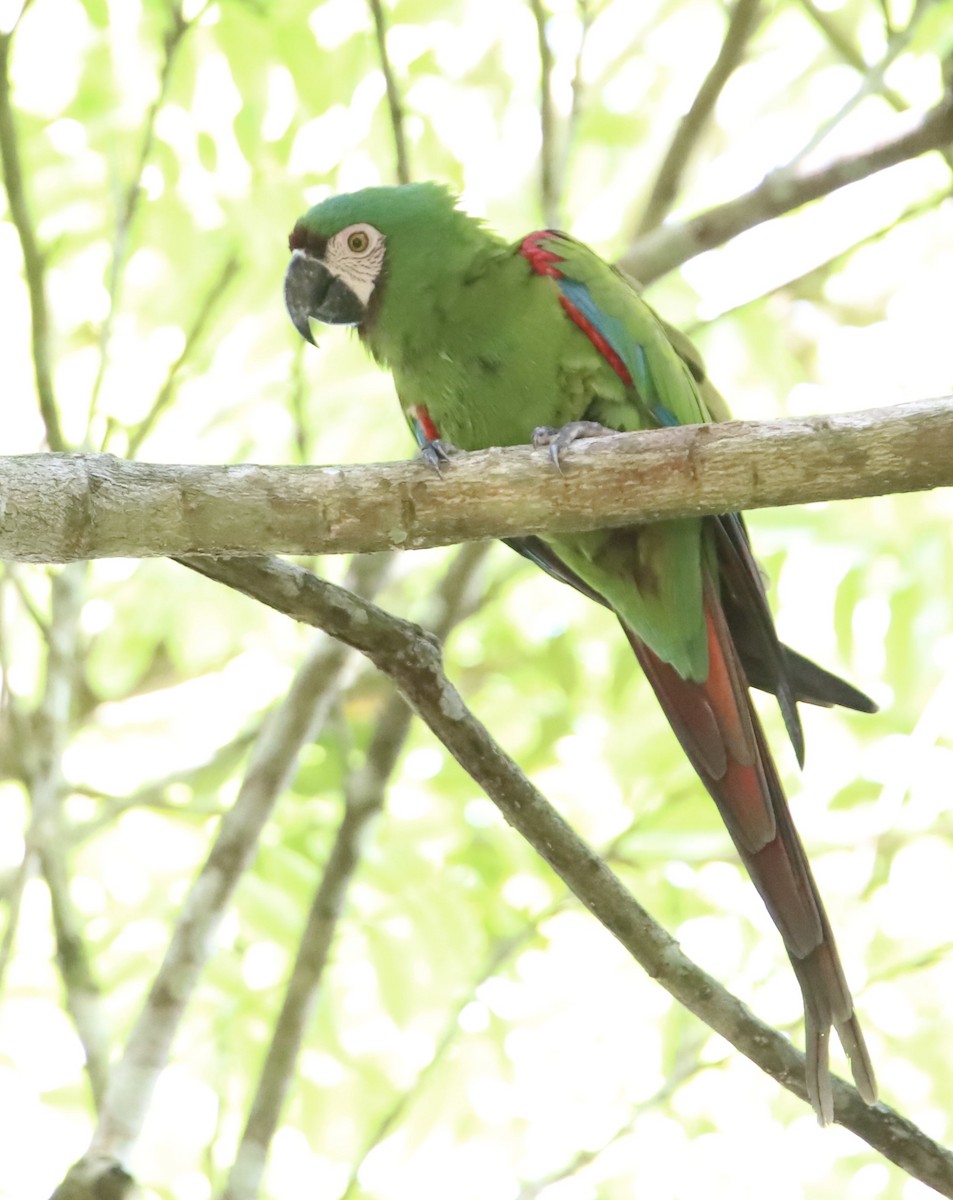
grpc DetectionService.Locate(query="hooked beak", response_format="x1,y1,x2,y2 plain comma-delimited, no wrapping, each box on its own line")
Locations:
284,251,366,344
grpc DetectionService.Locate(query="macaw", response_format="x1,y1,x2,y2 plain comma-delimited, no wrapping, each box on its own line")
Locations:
283,182,877,1122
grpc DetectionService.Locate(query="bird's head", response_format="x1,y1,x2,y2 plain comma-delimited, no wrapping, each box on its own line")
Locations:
285,219,384,342
284,182,492,346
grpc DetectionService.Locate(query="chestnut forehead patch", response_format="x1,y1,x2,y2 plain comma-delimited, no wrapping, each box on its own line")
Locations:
288,222,328,257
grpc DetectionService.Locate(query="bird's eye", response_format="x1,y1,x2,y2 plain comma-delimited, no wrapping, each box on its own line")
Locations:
347,230,370,254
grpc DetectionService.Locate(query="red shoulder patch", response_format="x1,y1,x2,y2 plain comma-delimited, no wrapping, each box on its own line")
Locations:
521,231,632,385
519,231,564,278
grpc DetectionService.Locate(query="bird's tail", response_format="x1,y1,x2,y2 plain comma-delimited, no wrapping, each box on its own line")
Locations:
621,575,876,1122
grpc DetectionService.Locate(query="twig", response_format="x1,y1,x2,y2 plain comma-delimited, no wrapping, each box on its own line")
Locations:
367,0,411,185
340,912,563,1200
529,0,560,226
0,25,64,449
620,93,953,284
19,565,111,1107
2,398,952,563
123,253,242,456
516,1038,711,1199
66,730,254,844
636,0,764,234
557,0,591,203
43,831,111,1107
0,577,30,983
220,789,376,1200
791,0,935,168
70,555,389,1171
221,544,488,1199
687,191,943,328
287,344,311,465
169,552,953,1193
86,4,197,441
797,0,908,112
2,562,50,640
0,848,34,995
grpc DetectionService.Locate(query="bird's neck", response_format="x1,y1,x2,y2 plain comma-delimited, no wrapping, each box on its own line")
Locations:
361,234,506,369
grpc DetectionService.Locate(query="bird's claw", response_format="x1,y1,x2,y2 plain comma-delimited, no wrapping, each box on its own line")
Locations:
532,421,614,473
418,438,458,475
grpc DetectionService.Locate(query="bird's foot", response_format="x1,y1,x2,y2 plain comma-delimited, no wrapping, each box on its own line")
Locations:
418,438,458,475
532,420,615,472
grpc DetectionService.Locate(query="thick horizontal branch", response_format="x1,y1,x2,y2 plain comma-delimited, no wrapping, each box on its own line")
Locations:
1,399,951,564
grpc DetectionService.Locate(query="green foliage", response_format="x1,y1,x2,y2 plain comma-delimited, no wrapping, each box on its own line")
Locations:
2,1,953,1198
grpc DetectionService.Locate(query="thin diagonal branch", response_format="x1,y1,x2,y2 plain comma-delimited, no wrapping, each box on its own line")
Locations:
791,0,935,168
287,343,311,465
0,25,64,449
86,4,197,439
0,579,31,996
340,916,559,1200
221,544,489,1199
636,0,764,234
67,730,254,845
0,846,33,994
367,0,411,185
621,92,953,284
71,554,389,1171
558,0,591,200
797,0,908,112
123,253,242,456
20,565,110,1107
516,1037,711,1199
220,786,375,1200
529,0,560,226
687,191,943,328
3,562,49,641
170,552,953,1194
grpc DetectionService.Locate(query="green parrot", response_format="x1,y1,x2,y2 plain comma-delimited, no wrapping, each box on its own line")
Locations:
284,182,878,1122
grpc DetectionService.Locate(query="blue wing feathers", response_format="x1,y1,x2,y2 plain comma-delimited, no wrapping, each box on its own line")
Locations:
555,272,681,429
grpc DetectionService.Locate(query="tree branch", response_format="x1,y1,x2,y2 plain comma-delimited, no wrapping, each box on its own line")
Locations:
1,398,950,563
122,253,242,457
795,0,909,117
87,3,198,441
620,93,953,284
790,2,946,174
73,557,389,1172
529,0,560,227
220,789,374,1200
0,23,65,450
220,545,487,1199
367,0,411,185
516,1037,710,1199
169,552,953,1194
341,911,565,1200
19,565,111,1108
636,0,764,234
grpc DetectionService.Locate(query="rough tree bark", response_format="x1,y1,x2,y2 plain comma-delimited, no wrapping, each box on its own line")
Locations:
1,398,950,563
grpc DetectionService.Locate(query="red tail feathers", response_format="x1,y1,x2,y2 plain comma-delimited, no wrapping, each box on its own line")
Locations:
622,575,876,1121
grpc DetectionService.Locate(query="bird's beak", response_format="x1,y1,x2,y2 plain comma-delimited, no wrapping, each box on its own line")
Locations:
284,252,365,344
